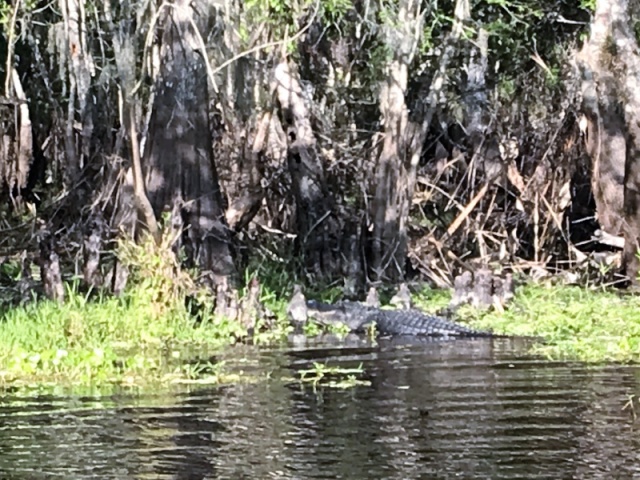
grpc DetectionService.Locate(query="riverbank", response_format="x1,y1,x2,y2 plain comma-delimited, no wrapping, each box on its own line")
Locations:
0,286,259,391
2,275,640,392
0,234,292,392
414,283,640,362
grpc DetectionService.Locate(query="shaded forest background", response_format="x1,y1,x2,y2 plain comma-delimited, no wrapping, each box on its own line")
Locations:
0,0,636,311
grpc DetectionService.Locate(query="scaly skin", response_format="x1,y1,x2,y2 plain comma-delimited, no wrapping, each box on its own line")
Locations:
305,300,493,337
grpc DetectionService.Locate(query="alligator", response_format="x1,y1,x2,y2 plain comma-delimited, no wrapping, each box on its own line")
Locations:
301,298,496,338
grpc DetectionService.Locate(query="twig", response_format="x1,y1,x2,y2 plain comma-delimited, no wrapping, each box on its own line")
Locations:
534,192,539,263
445,181,490,238
592,229,625,249
257,223,297,238
303,210,331,244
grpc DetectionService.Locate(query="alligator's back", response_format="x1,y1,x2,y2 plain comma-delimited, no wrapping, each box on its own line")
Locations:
374,308,492,337
305,299,493,338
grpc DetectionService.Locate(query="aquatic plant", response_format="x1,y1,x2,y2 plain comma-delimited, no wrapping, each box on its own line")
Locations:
297,362,370,390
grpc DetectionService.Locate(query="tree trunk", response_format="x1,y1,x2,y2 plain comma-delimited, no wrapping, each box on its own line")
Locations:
9,69,32,204
615,1,640,283
274,60,340,278
576,2,627,238
144,0,235,288
367,0,422,283
106,0,159,241
39,232,64,302
225,111,270,232
368,0,468,282
577,0,640,282
58,0,93,187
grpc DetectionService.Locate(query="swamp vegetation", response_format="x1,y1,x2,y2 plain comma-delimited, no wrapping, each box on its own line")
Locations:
2,0,640,389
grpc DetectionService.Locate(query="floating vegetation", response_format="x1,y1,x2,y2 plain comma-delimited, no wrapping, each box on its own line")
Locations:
297,362,370,390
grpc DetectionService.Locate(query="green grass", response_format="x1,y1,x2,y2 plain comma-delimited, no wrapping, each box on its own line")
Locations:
414,283,640,363
0,232,291,392
0,285,247,390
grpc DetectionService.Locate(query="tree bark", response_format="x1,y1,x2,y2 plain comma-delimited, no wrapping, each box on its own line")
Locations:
274,60,339,277
576,1,627,238
368,0,468,282
58,0,93,187
368,0,422,283
144,0,236,287
577,0,640,282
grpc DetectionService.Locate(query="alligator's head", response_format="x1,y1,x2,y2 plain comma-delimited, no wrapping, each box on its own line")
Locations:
305,299,373,332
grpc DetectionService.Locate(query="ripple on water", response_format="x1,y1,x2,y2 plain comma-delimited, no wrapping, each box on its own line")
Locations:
1,337,639,479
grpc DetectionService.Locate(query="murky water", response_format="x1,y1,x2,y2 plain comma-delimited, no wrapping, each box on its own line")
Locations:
1,337,640,479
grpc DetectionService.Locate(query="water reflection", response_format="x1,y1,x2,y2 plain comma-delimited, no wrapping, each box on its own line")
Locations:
1,337,639,479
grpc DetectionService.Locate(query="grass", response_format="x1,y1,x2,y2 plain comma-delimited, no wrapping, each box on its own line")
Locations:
0,286,243,390
414,282,640,363
0,232,291,392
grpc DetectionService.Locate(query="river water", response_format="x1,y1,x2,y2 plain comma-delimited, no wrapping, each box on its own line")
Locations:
1,336,640,479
